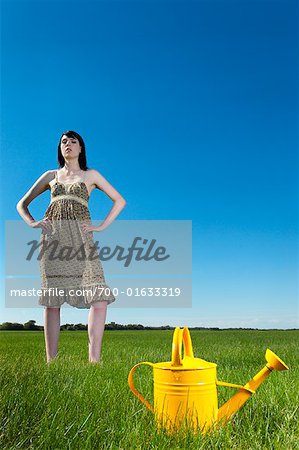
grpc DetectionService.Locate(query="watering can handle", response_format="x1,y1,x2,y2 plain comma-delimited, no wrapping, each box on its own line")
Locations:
128,362,155,413
171,326,194,367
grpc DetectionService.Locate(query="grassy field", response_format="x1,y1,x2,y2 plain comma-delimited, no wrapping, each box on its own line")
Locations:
0,329,298,449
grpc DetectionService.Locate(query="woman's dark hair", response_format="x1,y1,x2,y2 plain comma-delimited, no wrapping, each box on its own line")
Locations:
57,130,89,170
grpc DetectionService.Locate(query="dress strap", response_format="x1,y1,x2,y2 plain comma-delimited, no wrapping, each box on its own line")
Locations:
55,170,58,182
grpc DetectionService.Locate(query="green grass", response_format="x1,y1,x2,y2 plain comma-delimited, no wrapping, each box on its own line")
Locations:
1,330,298,449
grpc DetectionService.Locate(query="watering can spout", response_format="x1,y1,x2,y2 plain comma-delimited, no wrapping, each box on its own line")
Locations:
217,349,289,424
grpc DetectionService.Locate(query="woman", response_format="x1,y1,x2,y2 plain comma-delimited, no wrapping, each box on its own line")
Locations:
16,130,126,364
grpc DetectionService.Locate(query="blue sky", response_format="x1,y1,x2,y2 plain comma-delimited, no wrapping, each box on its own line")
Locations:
1,0,298,328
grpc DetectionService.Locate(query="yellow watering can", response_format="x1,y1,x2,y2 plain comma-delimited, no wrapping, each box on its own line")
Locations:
128,327,289,433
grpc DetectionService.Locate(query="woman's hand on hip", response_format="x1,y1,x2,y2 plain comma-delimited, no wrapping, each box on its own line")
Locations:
81,223,103,234
30,219,53,234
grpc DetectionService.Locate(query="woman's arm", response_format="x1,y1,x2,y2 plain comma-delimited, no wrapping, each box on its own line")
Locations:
16,170,53,230
84,169,126,232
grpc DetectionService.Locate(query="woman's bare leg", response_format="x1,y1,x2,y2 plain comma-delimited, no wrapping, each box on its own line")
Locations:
88,301,108,363
44,307,61,363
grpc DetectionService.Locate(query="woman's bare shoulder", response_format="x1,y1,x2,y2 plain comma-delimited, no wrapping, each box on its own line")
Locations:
85,169,107,192
47,169,57,188
37,169,56,186
85,168,101,182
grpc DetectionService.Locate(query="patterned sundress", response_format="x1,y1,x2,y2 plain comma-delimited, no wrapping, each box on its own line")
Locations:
38,169,116,308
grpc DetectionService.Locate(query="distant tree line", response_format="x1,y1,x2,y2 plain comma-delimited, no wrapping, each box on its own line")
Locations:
0,320,179,331
0,320,296,331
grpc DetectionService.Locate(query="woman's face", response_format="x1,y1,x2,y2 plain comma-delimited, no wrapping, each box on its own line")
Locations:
60,135,81,160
